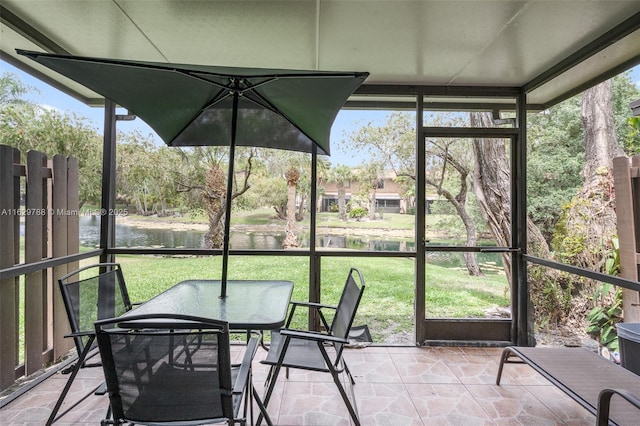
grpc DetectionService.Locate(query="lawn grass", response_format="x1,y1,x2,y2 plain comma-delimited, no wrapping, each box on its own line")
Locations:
110,253,509,343
13,251,509,366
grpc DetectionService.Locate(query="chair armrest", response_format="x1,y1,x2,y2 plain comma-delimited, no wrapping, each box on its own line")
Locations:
280,329,349,345
290,300,337,311
64,330,94,339
597,388,640,426
286,301,336,329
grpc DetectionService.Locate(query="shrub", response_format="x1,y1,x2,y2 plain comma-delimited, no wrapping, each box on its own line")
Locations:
348,207,367,221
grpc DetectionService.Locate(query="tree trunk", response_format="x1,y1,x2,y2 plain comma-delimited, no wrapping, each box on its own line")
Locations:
203,165,227,249
296,194,305,221
369,186,377,220
552,80,625,324
470,112,557,329
581,80,624,183
283,168,299,248
426,182,481,276
561,81,620,270
337,184,347,221
424,146,481,276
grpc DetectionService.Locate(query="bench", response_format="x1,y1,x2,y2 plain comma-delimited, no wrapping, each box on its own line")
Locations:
496,347,640,426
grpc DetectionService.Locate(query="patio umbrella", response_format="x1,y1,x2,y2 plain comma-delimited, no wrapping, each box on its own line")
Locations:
18,49,368,297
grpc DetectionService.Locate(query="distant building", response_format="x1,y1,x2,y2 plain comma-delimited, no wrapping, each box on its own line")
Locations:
320,169,439,214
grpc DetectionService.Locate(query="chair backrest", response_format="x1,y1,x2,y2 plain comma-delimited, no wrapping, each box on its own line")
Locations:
58,263,133,355
95,314,234,425
330,267,365,342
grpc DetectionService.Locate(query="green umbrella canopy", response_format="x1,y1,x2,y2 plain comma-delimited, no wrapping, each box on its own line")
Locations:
18,49,368,295
17,50,369,155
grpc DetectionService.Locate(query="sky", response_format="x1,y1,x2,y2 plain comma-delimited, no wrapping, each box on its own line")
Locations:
2,60,640,166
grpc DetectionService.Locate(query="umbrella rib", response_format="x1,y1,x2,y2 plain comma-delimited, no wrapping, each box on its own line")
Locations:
238,77,278,94
169,89,231,143
202,89,232,109
245,90,319,144
180,70,235,92
18,49,367,80
184,73,278,96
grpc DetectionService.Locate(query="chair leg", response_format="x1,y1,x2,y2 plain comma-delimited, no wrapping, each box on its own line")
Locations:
253,385,273,426
47,337,96,425
496,347,521,385
257,364,281,426
343,359,355,385
257,336,292,426
318,344,360,426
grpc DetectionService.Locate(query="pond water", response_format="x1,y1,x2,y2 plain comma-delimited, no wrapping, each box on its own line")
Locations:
79,216,205,248
75,216,502,268
77,216,418,252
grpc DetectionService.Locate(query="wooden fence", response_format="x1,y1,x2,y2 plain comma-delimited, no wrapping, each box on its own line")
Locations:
613,155,640,323
0,144,79,392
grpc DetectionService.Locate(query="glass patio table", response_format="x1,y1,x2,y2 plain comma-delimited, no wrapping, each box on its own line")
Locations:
120,279,294,331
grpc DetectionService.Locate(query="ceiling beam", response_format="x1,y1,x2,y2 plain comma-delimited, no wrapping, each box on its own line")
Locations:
524,11,640,96
542,52,640,108
356,84,522,97
0,4,69,55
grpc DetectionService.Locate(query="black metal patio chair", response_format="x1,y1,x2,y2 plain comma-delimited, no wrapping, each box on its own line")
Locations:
95,313,271,426
47,262,136,425
259,267,365,426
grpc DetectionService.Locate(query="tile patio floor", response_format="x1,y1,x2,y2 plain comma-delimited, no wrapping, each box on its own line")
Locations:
0,345,598,425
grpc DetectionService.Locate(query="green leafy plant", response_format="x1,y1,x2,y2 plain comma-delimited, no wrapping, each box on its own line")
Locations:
348,207,367,220
586,237,622,351
586,283,622,351
604,236,620,276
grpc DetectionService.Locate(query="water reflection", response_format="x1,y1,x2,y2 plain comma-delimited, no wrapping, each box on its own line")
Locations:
30,217,501,267
77,216,416,252
80,216,206,248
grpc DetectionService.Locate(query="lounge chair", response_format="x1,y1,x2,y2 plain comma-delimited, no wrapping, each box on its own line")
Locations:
497,346,640,425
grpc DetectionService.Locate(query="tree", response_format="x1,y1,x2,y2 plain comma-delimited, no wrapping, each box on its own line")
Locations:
348,112,483,276
552,80,622,271
425,134,481,276
527,97,584,239
356,161,384,220
470,111,552,266
581,80,625,182
327,165,353,221
527,73,640,239
252,175,288,219
540,78,639,337
314,156,331,212
551,81,621,296
0,72,103,207
346,112,415,181
116,131,184,215
612,72,640,154
0,72,32,105
469,112,560,333
176,146,254,249
283,167,301,248
255,150,311,248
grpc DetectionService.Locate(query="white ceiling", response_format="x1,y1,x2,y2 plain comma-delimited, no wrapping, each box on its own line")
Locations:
2,0,640,109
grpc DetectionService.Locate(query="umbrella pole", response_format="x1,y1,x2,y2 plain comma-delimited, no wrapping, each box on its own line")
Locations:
220,88,239,298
